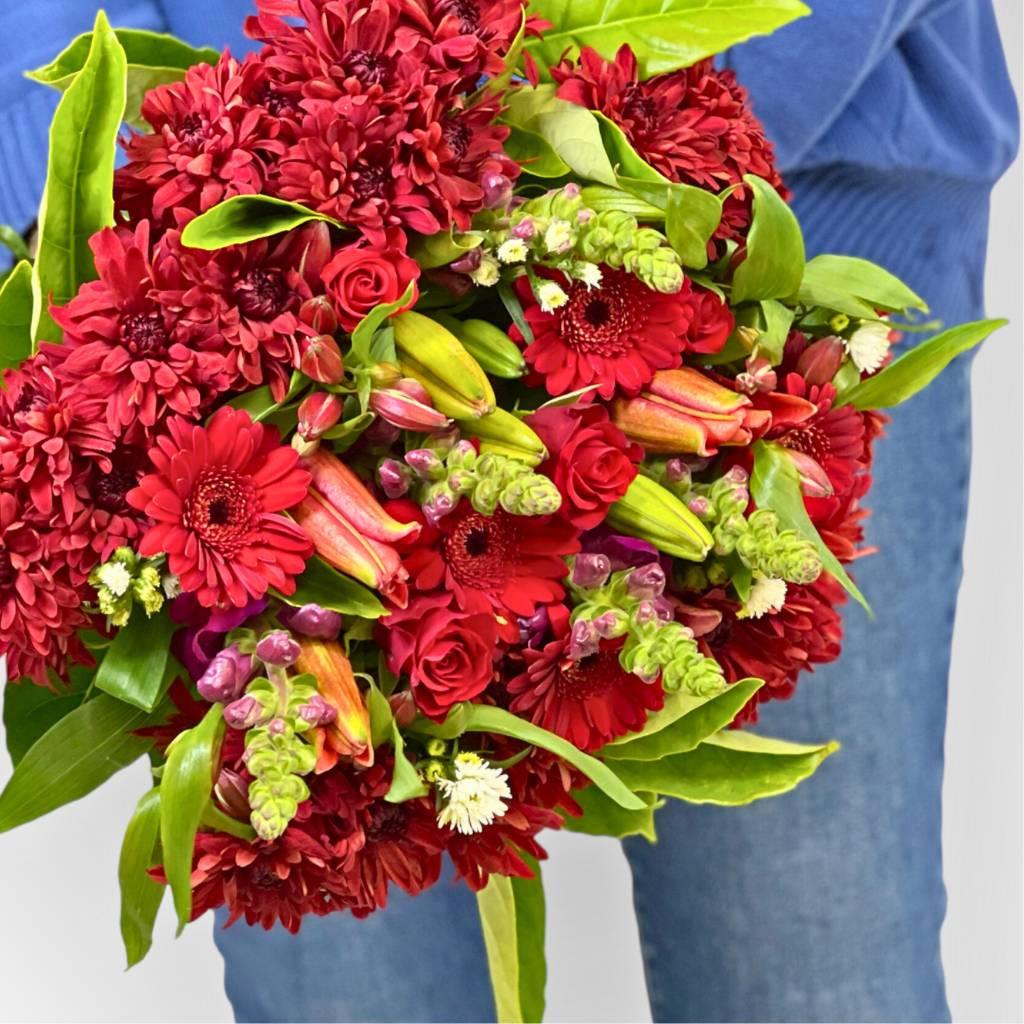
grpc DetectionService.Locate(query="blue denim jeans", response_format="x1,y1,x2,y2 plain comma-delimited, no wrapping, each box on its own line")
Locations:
214,171,985,1022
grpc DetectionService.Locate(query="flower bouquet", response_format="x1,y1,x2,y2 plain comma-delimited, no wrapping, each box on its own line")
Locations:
0,0,1005,1019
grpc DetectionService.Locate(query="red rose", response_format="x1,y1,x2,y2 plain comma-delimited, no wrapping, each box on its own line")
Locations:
683,287,734,355
528,404,642,529
322,228,420,332
381,593,498,719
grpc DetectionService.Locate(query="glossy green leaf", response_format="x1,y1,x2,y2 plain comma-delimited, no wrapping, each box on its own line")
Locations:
603,678,765,761
226,371,306,423
94,611,177,711
525,0,810,77
350,282,418,364
0,225,31,264
757,298,795,364
839,319,1007,411
594,111,668,183
31,11,127,344
665,183,722,270
563,786,658,841
280,556,386,619
751,441,870,613
365,682,395,748
612,730,838,805
477,858,546,1024
792,254,928,318
118,788,164,968
201,803,257,841
0,695,152,832
580,186,664,221
28,27,219,128
180,195,340,250
3,667,90,766
502,86,617,186
161,705,224,932
413,704,645,810
730,174,804,305
384,721,429,803
0,261,35,371
410,229,485,270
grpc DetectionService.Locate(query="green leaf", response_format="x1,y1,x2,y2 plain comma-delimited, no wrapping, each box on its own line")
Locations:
180,195,340,250
603,678,765,761
350,282,418,364
665,183,722,270
200,803,257,841
562,786,658,841
730,174,804,305
477,858,546,1024
3,669,90,766
0,261,35,372
226,371,306,423
751,441,870,613
611,730,838,805
0,225,31,263
118,788,164,968
31,11,127,344
579,186,664,221
414,704,645,811
839,319,1007,411
384,721,429,802
757,298,795,364
280,556,386,619
160,705,224,932
27,27,219,128
525,0,810,77
409,229,485,271
94,612,177,711
365,682,395,748
791,254,928,318
0,695,152,832
502,86,616,186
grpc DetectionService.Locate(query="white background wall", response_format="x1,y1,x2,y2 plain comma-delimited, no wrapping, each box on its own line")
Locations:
1,3,1020,1020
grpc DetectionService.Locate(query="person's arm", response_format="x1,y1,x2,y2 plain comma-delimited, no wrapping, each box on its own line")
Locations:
0,0,168,263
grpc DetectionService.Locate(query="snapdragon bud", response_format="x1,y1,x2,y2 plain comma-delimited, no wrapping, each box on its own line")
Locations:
511,217,536,241
278,603,343,640
687,496,712,518
571,553,612,590
593,610,629,639
627,563,666,600
568,618,601,661
256,629,301,668
224,695,263,730
450,247,482,273
664,458,691,486
482,171,513,210
298,694,338,727
378,458,413,498
405,448,445,479
197,645,255,704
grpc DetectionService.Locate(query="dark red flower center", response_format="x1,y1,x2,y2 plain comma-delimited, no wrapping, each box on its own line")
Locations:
621,85,659,133
556,646,623,701
365,802,408,842
255,84,297,117
561,276,640,356
343,50,392,86
249,861,284,889
0,550,14,588
93,465,138,513
443,117,471,160
185,467,259,555
11,383,44,415
177,113,208,149
352,158,389,200
442,0,481,33
443,508,516,591
121,313,169,357
234,269,289,320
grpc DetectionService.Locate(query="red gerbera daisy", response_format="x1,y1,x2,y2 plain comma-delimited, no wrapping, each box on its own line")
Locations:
0,494,92,687
46,222,227,442
507,633,665,752
115,53,288,226
398,499,580,637
512,270,696,400
127,406,313,609
552,45,785,240
679,576,846,725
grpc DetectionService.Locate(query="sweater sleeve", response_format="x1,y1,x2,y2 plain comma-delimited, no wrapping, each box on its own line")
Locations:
0,0,168,260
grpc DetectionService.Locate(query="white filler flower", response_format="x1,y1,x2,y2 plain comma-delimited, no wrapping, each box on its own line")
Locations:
437,753,512,835
497,238,529,264
537,279,568,313
740,577,787,619
95,560,132,598
845,320,891,374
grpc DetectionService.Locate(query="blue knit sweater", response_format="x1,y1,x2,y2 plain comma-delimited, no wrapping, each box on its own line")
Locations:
0,1,1018,286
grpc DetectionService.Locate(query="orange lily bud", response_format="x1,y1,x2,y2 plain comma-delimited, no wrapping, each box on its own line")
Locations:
295,640,373,770
612,368,754,456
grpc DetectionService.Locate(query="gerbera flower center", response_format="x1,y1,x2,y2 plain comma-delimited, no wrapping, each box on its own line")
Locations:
365,802,408,841
121,312,169,357
343,50,392,86
234,269,289,320
443,508,517,590
556,647,623,701
184,467,260,555
561,277,639,356
781,423,830,463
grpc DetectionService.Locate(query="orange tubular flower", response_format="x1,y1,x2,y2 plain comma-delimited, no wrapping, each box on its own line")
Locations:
295,639,373,771
612,367,756,456
293,449,420,607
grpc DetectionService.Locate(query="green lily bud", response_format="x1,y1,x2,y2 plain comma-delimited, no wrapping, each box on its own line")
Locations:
461,407,547,466
434,315,526,379
607,474,713,562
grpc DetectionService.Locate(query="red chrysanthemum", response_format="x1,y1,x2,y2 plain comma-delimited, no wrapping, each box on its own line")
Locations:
127,406,313,609
0,494,92,687
167,223,330,401
552,45,785,240
512,270,696,400
46,222,227,442
397,499,580,638
115,53,289,226
507,633,665,752
679,576,846,724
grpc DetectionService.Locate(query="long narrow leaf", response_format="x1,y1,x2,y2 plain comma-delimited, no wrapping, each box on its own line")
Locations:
0,261,34,370
118,788,164,968
94,612,177,711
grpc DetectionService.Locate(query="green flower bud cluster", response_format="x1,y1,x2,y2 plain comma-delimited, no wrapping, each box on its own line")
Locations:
734,510,822,585
569,563,725,698
87,546,165,627
420,443,561,518
576,209,684,294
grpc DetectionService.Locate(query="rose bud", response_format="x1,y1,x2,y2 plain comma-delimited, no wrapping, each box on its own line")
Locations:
796,336,845,386
482,171,513,209
298,295,339,335
369,380,452,432
294,392,343,456
197,645,255,704
571,553,612,590
299,334,345,385
278,603,343,640
256,629,302,668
